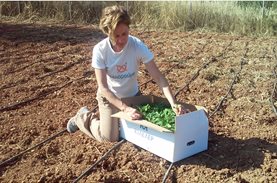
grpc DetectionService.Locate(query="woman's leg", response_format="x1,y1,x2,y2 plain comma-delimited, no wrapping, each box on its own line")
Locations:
90,91,140,141
73,93,119,142
74,107,100,140
94,93,119,142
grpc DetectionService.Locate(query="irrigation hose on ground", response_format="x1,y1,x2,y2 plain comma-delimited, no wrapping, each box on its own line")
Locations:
0,106,99,169
162,162,174,183
0,129,67,168
73,139,126,183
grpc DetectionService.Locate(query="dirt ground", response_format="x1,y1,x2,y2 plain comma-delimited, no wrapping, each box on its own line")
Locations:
0,22,276,183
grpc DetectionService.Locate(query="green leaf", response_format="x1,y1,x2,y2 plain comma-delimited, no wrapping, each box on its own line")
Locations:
136,102,176,131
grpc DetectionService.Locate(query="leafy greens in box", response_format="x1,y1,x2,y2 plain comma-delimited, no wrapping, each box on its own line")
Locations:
136,103,176,131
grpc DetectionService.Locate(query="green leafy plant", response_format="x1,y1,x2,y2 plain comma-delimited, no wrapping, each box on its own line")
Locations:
136,103,176,131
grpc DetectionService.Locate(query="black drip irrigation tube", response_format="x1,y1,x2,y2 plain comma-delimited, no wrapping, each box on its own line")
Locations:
0,129,67,168
73,139,126,183
162,162,174,183
208,59,244,118
270,77,277,115
208,44,248,118
174,41,233,99
0,106,99,169
270,47,277,116
72,144,174,183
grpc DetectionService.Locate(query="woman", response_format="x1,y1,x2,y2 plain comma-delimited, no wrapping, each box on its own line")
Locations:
67,5,185,142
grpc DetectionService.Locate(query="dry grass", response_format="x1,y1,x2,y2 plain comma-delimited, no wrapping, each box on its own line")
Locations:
0,1,276,37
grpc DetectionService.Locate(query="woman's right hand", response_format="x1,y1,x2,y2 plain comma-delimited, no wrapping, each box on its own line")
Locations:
123,106,142,120
172,104,190,115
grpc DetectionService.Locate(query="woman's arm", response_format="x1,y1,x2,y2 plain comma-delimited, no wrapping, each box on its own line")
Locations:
95,68,127,111
95,68,141,119
145,60,185,115
145,60,176,105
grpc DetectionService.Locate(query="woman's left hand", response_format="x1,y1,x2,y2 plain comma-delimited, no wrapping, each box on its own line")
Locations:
123,106,142,120
172,104,189,115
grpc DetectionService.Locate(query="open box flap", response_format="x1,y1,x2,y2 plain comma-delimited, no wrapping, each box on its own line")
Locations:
112,111,172,133
121,95,207,112
195,105,208,113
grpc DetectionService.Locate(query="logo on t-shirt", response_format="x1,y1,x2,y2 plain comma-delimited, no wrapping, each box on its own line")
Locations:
109,62,134,79
116,63,127,73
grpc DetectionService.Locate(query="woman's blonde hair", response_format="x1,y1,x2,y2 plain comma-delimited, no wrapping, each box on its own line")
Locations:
99,5,130,37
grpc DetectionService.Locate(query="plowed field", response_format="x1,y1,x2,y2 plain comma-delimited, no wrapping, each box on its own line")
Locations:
0,22,276,183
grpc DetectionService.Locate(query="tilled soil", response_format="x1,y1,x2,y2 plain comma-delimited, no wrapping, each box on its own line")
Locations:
0,22,276,183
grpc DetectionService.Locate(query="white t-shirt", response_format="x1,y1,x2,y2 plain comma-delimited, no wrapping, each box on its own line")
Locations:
92,35,154,98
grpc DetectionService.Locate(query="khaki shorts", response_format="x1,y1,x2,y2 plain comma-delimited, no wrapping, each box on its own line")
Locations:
75,91,141,142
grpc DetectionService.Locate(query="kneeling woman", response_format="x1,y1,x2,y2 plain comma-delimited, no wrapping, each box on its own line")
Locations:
67,5,185,142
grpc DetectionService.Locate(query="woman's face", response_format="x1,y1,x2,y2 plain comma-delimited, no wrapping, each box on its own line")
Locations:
110,23,129,52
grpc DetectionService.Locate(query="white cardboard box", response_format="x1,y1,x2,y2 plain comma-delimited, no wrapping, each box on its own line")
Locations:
112,95,209,163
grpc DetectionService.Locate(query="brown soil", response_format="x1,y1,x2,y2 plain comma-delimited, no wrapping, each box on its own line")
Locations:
0,22,276,183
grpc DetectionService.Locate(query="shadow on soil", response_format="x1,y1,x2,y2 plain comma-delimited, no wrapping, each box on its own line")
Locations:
0,22,105,44
176,131,277,172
